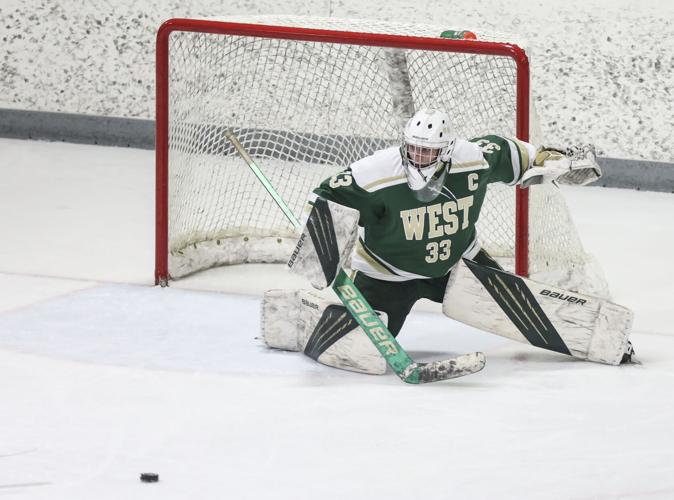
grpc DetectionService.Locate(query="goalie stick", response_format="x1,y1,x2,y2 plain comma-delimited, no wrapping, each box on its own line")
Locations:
224,129,485,383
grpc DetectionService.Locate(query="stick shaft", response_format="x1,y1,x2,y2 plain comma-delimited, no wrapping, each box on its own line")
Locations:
224,130,301,228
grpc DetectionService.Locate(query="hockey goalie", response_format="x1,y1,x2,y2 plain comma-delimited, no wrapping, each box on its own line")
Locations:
260,108,635,377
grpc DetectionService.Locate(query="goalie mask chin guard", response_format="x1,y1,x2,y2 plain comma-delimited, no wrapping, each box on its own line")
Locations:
400,109,456,202
401,154,450,202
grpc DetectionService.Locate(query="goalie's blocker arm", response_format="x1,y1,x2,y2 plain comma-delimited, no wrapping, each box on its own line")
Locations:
287,197,359,290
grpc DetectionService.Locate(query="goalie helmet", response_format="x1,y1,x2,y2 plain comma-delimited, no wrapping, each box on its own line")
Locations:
400,108,456,202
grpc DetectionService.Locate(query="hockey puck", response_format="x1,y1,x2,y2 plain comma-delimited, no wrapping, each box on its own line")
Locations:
140,473,159,483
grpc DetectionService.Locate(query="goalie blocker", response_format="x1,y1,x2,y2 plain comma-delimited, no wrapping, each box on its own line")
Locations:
287,197,359,290
443,259,634,365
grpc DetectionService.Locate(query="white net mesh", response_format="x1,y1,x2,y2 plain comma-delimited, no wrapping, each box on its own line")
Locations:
163,15,608,297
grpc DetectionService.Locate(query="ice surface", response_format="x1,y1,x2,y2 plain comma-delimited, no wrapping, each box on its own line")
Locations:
1,138,674,499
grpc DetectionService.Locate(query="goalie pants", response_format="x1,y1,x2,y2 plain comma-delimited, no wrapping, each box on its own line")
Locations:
352,249,501,337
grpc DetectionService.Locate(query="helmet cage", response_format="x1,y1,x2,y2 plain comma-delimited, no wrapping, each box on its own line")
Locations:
400,145,452,202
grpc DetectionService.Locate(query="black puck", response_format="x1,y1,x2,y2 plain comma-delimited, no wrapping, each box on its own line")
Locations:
140,473,159,483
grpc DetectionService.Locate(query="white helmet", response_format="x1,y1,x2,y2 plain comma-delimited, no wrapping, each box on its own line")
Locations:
400,109,456,201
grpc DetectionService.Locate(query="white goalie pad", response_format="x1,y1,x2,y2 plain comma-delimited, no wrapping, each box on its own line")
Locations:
261,289,387,375
443,259,633,365
287,198,359,290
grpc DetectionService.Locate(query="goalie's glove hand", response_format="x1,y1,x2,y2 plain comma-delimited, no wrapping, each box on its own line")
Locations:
520,145,602,188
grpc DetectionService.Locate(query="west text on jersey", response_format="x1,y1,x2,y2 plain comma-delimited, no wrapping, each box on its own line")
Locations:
399,196,475,240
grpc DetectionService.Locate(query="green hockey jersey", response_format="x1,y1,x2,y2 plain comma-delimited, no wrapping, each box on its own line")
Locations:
312,135,536,281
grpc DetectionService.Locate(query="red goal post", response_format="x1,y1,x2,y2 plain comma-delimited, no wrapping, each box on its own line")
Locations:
154,17,532,287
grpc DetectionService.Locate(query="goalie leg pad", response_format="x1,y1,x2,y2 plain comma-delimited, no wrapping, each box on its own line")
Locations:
442,259,633,366
261,289,387,375
287,197,359,290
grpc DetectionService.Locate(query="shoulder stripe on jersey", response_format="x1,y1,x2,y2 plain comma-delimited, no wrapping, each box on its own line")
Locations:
505,137,532,185
361,174,407,192
513,138,532,173
449,159,489,174
503,138,522,185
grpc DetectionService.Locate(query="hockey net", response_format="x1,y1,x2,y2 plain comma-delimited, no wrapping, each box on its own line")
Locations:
155,16,608,297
